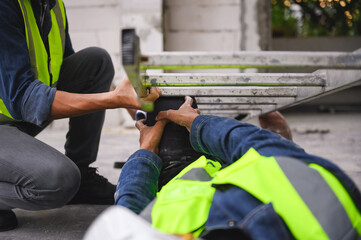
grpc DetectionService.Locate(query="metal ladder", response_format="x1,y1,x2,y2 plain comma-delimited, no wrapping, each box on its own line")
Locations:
122,29,361,120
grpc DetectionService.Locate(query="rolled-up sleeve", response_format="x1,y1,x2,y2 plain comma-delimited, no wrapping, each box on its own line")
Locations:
21,80,56,126
0,1,56,126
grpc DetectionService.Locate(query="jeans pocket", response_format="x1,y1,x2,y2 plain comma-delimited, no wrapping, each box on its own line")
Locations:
240,203,294,240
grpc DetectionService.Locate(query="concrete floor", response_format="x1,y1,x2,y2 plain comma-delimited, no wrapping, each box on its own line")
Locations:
0,112,360,240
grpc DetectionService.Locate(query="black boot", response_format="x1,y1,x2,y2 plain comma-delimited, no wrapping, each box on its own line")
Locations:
68,167,116,205
0,210,18,232
146,97,203,189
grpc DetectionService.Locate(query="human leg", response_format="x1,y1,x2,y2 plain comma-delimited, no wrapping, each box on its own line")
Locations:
0,125,80,209
57,47,114,168
146,97,203,188
56,47,116,204
0,125,80,230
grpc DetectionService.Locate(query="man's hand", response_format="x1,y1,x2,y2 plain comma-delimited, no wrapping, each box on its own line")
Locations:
112,77,161,109
156,96,200,132
135,119,168,154
141,87,162,104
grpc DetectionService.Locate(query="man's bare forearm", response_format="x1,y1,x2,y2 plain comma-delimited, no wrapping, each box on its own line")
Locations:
50,77,161,120
50,90,139,119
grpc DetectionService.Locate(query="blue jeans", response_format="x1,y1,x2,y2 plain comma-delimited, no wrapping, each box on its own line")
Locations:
115,115,361,239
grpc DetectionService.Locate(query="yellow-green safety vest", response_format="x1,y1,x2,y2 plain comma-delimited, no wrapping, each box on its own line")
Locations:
145,148,361,239
0,0,66,122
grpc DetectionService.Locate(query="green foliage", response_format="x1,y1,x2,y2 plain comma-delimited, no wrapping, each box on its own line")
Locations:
272,4,299,37
272,0,361,37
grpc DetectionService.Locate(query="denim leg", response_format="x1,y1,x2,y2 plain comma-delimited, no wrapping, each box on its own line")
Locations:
56,47,114,168
0,125,80,210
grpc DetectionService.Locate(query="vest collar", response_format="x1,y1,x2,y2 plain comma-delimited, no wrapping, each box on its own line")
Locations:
31,0,56,9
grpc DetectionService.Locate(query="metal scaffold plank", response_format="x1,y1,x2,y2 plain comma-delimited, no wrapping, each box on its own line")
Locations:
141,51,361,69
198,104,276,111
201,103,282,120
287,69,361,108
143,73,326,86
195,96,295,105
200,109,262,119
159,86,298,97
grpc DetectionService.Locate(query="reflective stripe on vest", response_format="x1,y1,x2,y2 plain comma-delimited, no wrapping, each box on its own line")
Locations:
0,0,66,122
151,148,361,239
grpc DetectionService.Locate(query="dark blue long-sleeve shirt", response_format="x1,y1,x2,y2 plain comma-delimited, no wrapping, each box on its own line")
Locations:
0,0,74,126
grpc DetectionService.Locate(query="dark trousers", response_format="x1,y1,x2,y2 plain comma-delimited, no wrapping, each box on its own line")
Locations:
0,47,114,210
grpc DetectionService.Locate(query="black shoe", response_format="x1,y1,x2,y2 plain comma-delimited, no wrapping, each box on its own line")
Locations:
68,167,116,205
0,210,18,232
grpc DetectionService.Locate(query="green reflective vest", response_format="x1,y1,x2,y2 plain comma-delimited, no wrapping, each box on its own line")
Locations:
150,148,361,239
0,0,66,122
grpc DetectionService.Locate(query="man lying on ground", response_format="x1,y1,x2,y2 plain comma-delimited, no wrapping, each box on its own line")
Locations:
85,96,361,240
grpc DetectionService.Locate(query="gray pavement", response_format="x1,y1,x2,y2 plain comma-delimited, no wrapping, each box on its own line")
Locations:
0,112,360,239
